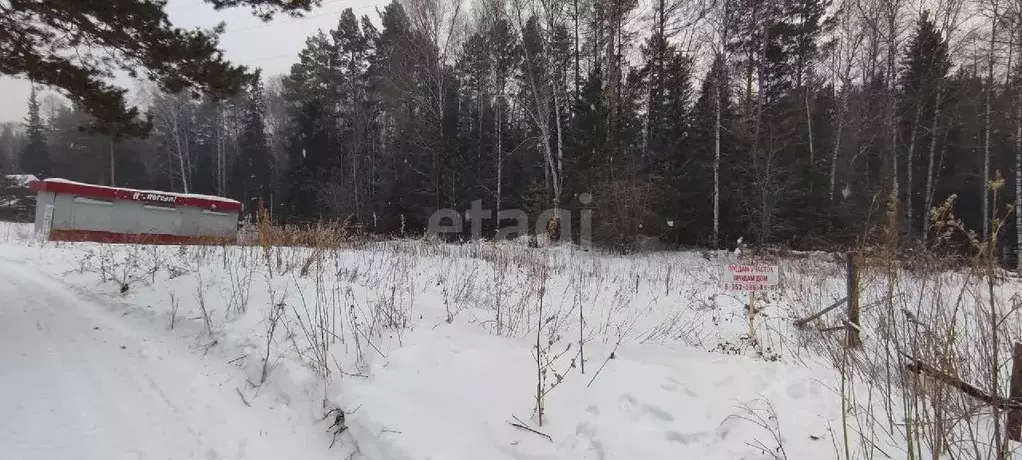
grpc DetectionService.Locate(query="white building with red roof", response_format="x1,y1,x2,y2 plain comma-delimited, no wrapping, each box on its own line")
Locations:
29,178,241,245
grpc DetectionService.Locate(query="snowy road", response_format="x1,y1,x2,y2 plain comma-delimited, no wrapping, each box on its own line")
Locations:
0,261,336,460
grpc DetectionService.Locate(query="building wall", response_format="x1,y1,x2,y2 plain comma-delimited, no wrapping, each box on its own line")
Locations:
41,193,237,239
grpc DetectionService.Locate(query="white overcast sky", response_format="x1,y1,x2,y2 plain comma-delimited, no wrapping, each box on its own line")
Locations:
0,0,385,124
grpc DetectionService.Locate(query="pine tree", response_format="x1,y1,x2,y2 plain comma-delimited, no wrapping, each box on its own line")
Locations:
282,31,340,221
20,85,50,179
1,0,318,136
47,101,108,184
0,124,16,174
640,34,693,170
233,75,272,221
565,69,607,204
331,9,376,223
726,0,833,244
371,1,451,230
640,36,694,245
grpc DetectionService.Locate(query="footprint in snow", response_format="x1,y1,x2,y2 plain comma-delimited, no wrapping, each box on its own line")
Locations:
640,404,674,422
665,430,708,444
661,376,700,398
574,421,607,460
619,394,676,423
785,379,823,400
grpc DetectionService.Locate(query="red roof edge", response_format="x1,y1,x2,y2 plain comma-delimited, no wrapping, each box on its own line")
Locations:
31,179,242,212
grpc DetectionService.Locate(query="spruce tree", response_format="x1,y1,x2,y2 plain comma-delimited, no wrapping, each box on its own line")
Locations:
898,11,951,234
690,54,735,246
235,75,272,222
20,85,50,179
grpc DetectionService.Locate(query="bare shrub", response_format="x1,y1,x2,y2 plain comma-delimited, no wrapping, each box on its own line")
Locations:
223,259,254,318
594,179,662,254
261,297,285,384
531,259,582,426
725,398,789,460
194,263,214,335
169,292,180,330
78,244,149,292
284,271,334,379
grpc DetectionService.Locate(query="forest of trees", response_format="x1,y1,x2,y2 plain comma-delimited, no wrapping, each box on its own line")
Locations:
2,0,1022,258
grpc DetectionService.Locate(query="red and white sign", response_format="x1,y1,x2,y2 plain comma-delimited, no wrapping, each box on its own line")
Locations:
131,191,177,204
30,178,241,211
724,265,779,291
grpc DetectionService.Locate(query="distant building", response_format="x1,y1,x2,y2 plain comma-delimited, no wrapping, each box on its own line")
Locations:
6,174,39,187
0,174,38,222
29,178,241,245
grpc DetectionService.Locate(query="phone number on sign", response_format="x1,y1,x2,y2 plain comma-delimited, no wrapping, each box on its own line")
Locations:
726,283,776,291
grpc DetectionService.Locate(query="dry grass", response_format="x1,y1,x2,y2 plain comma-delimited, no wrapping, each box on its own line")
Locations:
11,204,1022,460
792,182,1022,460
250,209,367,250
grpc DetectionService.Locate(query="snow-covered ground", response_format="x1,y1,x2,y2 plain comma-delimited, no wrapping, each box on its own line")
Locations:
2,222,1019,459
0,243,339,460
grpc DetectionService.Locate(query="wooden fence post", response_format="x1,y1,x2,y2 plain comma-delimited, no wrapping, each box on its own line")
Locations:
846,251,861,349
1006,343,1022,442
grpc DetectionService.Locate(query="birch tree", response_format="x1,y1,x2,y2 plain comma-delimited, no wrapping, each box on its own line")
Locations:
513,0,564,205
707,0,734,246
982,0,1002,240
923,0,968,237
145,87,197,193
828,0,864,204
1010,0,1022,269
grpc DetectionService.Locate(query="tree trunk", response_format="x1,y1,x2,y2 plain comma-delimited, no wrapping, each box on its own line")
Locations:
171,114,189,194
1017,20,1022,271
351,54,361,221
755,51,767,241
573,0,580,97
714,61,723,248
830,83,848,203
905,103,923,237
744,6,756,118
986,7,1002,458
215,103,224,196
109,138,115,187
1017,96,1022,270
496,99,503,234
714,5,730,249
754,29,767,242
924,85,943,238
553,83,564,206
806,86,815,169
518,10,561,207
984,17,997,241
887,9,898,224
